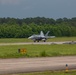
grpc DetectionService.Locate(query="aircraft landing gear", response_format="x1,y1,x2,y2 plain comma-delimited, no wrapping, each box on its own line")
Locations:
44,40,46,42
34,40,36,42
37,40,39,42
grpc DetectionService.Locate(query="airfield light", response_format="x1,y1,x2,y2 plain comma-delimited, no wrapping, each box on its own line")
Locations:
65,64,69,73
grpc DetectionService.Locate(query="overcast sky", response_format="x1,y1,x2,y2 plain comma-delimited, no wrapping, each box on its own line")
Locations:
0,0,76,19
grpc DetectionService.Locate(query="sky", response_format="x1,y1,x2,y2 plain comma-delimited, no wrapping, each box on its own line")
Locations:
0,0,76,19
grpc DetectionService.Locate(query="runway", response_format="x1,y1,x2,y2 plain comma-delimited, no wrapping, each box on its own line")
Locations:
0,41,75,46
0,56,76,74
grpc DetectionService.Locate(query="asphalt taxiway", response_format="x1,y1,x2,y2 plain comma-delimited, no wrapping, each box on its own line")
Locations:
0,41,76,46
0,56,76,74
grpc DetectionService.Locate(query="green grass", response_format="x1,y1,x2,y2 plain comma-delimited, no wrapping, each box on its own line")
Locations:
0,38,32,43
47,37,76,42
4,70,76,75
0,44,76,58
0,37,76,43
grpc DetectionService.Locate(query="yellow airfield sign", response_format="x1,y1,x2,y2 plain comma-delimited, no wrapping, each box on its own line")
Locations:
18,48,27,54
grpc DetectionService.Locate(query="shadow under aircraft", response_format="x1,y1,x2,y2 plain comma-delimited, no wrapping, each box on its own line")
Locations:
28,31,55,42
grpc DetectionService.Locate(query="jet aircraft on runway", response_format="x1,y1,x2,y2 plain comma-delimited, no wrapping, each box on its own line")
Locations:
28,31,55,42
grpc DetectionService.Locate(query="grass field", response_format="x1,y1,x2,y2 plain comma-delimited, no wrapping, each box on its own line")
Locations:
0,44,76,58
0,37,76,43
5,70,76,75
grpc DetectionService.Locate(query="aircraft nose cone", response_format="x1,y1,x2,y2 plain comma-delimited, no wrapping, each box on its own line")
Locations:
28,36,33,39
28,37,31,39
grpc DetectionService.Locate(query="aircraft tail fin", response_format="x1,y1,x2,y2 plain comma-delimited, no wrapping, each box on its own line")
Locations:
40,31,44,37
45,31,50,36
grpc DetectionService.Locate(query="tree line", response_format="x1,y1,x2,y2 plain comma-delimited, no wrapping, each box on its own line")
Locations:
0,17,76,38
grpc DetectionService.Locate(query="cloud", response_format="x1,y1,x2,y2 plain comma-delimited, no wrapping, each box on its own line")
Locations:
0,0,21,5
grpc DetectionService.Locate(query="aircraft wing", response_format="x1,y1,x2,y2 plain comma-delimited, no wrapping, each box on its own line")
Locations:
46,36,55,38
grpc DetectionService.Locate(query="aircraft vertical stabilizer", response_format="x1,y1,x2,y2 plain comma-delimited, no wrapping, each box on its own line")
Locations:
45,31,50,36
40,31,44,37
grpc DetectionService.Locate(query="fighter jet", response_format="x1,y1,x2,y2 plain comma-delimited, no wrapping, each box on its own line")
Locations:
28,31,55,42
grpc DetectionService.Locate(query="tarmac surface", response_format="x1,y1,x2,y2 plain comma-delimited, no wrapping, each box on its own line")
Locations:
0,41,76,46
0,56,76,74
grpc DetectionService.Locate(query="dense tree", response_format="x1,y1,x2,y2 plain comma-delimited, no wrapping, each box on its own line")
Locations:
0,17,76,38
